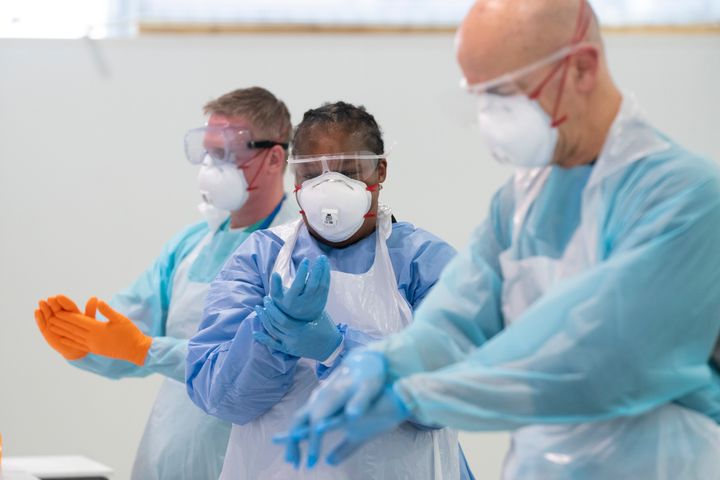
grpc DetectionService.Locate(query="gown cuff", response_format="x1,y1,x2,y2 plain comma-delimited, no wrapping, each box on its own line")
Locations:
320,334,345,366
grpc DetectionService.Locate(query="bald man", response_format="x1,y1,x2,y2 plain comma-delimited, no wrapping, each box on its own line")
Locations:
278,1,720,478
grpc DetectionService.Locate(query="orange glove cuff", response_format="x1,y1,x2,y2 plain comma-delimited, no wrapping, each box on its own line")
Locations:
128,335,152,366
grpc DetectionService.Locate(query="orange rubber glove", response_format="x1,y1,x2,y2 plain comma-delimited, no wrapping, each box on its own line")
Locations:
48,299,152,366
34,295,95,361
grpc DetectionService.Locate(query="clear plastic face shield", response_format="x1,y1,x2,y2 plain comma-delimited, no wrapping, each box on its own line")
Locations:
288,152,385,184
184,125,288,167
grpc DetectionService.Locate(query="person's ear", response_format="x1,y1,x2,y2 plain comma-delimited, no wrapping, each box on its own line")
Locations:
265,145,286,174
572,46,600,94
376,159,387,184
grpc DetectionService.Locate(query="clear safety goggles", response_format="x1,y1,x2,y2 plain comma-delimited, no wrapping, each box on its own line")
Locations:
460,43,590,97
288,152,385,182
184,125,288,166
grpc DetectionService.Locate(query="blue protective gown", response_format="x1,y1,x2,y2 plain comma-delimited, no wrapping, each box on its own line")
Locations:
186,220,476,478
367,106,720,477
186,221,455,424
68,197,297,480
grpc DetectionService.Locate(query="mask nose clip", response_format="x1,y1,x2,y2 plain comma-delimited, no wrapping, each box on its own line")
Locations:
311,175,355,190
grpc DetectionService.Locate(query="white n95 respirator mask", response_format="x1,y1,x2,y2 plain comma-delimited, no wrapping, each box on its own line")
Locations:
476,93,559,168
197,155,249,212
296,171,374,243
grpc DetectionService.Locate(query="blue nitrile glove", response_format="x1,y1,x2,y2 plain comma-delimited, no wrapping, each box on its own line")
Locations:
272,350,388,468
274,385,411,468
269,255,330,321
253,297,342,362
325,385,411,465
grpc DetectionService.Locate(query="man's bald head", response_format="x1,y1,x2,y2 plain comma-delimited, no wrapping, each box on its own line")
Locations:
457,0,600,85
457,0,622,168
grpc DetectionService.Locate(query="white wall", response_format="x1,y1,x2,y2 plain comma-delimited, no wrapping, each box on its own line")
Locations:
1,33,718,480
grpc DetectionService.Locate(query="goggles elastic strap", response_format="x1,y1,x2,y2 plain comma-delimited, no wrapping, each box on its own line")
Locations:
249,140,289,150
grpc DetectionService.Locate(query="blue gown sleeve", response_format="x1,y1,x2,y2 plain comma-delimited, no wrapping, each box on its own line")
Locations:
393,160,720,430
186,231,300,425
69,222,208,382
395,226,459,309
371,189,512,380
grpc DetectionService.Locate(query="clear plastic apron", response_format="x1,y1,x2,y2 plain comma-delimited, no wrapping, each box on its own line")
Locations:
497,98,720,480
221,205,459,480
131,230,233,480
